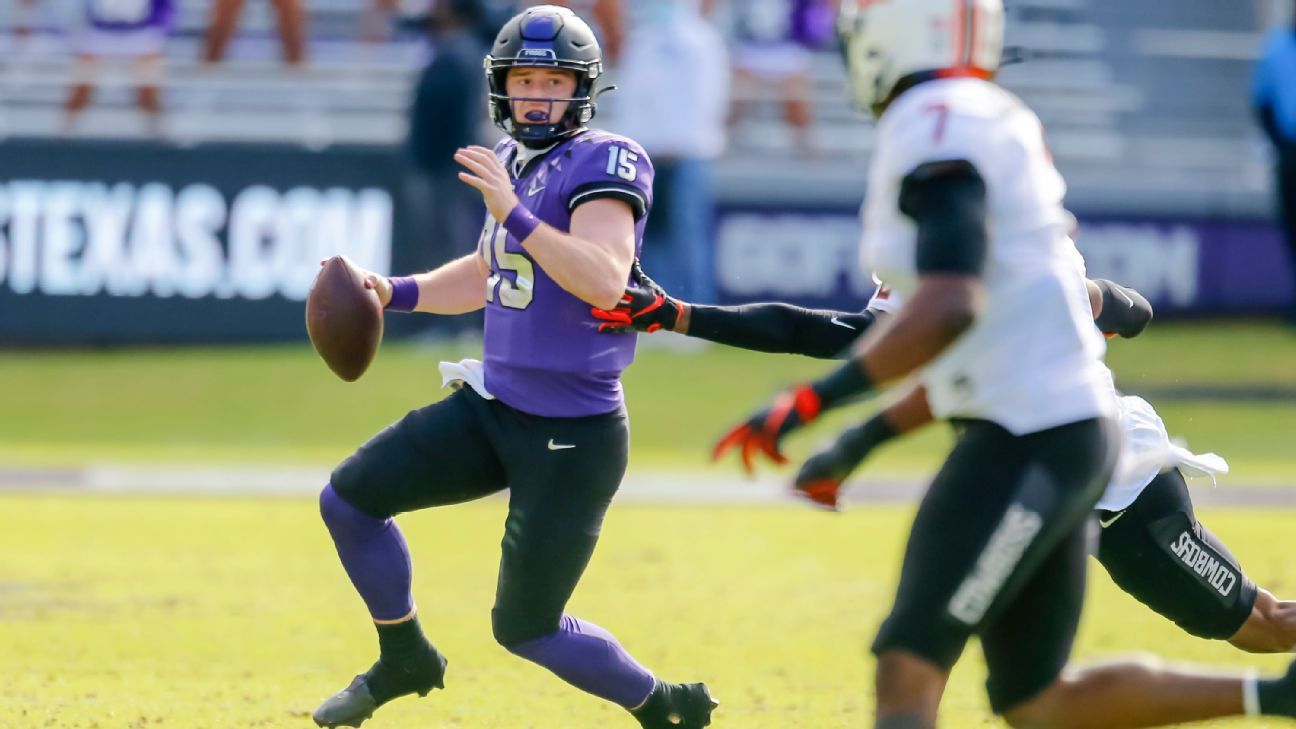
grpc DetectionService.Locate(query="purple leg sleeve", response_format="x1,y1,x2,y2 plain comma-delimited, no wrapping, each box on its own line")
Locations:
507,614,657,708
319,483,415,622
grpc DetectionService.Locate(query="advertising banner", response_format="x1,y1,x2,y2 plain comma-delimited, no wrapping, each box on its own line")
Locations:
0,140,400,344
2,140,1289,346
713,208,1295,314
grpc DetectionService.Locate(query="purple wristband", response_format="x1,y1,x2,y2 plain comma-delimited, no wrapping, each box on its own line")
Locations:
503,204,541,243
386,276,419,313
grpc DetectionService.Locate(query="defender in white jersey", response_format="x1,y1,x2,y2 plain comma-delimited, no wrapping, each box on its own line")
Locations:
712,1,1296,727
600,252,1296,653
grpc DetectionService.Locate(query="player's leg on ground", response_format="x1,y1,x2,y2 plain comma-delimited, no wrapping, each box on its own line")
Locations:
997,461,1295,726
872,651,949,728
487,404,655,703
486,402,716,726
326,389,509,618
1002,658,1252,729
201,0,243,64
872,418,1116,729
986,514,1246,728
1095,470,1277,650
314,389,509,726
270,0,307,66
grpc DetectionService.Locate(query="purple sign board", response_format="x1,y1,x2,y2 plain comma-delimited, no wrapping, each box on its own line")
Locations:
713,208,1295,315
1074,218,1293,313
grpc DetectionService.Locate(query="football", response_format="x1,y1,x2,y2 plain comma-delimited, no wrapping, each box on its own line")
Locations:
305,255,384,382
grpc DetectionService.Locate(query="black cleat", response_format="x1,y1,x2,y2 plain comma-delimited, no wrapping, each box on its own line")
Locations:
633,682,719,729
313,674,378,728
312,648,448,728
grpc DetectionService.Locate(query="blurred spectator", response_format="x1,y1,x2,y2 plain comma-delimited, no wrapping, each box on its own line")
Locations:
13,0,39,46
1254,6,1296,321
727,0,834,156
203,0,308,66
361,0,400,43
65,0,175,137
404,0,490,311
616,0,727,303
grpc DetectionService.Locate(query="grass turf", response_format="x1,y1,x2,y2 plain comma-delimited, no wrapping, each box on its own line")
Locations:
1,321,1295,481
0,494,1293,728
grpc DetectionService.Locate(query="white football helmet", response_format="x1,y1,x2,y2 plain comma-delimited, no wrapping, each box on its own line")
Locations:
837,0,1005,117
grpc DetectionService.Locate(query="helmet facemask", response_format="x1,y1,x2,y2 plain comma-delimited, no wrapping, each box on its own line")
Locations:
486,57,600,146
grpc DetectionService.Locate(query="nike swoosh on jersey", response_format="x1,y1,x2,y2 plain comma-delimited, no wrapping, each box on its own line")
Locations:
1099,511,1126,528
547,439,576,451
528,180,545,197
830,316,857,330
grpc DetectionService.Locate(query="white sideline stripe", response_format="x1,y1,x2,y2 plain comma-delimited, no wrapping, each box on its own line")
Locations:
1,466,1294,507
0,464,921,504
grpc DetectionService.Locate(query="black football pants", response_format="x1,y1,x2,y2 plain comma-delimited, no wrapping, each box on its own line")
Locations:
330,387,629,647
872,417,1119,714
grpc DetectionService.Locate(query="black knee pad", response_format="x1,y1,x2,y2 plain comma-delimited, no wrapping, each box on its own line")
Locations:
491,605,560,649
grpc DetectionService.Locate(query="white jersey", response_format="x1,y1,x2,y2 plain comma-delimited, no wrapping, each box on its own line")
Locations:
859,77,1115,434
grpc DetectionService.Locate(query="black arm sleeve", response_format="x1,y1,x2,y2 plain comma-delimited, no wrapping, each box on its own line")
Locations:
898,159,989,275
686,303,878,359
1093,279,1154,338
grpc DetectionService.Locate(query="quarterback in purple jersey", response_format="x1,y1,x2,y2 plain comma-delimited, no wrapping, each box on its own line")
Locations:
310,6,717,729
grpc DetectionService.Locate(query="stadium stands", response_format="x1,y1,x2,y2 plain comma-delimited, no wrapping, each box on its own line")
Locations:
0,0,1277,215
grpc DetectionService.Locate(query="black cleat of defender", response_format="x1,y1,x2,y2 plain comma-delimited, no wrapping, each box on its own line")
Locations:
633,682,719,729
312,649,447,728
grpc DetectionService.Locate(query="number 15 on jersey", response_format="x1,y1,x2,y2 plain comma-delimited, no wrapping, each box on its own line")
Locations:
480,222,535,310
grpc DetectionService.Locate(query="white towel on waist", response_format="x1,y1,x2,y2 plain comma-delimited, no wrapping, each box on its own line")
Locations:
438,358,495,400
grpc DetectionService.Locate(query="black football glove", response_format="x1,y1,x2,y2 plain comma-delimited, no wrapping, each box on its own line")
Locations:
629,259,666,298
793,416,898,510
591,260,684,334
1093,279,1153,339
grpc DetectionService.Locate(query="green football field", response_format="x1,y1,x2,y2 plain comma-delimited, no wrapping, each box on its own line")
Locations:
1,495,1295,728
1,320,1296,727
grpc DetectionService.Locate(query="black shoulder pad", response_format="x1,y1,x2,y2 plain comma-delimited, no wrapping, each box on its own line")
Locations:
898,159,989,276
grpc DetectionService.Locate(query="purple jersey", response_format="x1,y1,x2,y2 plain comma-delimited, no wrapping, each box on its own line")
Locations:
479,130,655,418
87,0,173,31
